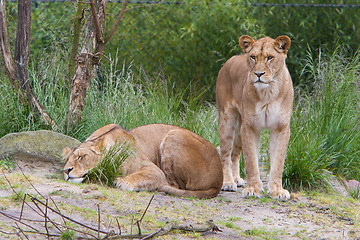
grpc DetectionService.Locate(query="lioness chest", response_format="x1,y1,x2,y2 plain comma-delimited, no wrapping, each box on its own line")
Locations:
251,100,283,129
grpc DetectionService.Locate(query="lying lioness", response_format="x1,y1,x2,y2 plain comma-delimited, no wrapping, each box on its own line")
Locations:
63,124,223,199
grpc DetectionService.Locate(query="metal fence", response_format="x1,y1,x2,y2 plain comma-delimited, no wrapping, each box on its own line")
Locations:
3,0,360,93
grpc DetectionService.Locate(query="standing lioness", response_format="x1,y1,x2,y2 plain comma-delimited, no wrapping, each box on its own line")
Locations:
63,124,223,199
216,35,293,200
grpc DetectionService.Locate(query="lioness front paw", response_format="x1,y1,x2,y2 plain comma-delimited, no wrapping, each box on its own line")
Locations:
269,188,290,201
234,176,245,187
242,186,263,198
114,178,134,191
221,181,237,192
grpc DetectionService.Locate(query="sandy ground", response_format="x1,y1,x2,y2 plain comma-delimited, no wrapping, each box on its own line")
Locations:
0,162,359,240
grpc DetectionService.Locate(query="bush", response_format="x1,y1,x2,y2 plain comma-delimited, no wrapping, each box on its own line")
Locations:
284,48,360,191
248,0,360,86
107,0,260,100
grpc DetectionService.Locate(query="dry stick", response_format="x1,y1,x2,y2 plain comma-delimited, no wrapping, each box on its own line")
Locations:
2,200,98,239
116,218,121,235
0,211,41,234
19,193,27,222
0,229,17,235
49,196,70,235
107,218,113,235
14,224,25,240
28,195,62,233
28,195,108,235
12,226,60,238
140,227,162,240
17,163,45,199
97,204,101,239
18,164,72,236
130,215,134,237
44,198,50,239
15,222,30,240
2,170,101,239
0,171,60,235
1,169,44,218
0,211,40,232
134,194,155,236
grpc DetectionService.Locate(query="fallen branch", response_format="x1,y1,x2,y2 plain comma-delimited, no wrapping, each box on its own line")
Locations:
0,170,222,239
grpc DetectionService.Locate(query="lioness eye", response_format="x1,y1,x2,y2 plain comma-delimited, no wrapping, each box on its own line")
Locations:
267,56,273,61
250,56,256,61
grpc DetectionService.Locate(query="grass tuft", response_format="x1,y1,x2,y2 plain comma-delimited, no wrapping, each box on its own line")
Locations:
0,157,15,171
85,142,132,186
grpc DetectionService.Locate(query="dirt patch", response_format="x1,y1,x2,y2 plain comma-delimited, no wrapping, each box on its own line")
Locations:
0,162,359,239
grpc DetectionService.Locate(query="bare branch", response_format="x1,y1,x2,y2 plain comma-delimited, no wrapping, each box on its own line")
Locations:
1,170,45,218
44,198,50,238
90,0,103,42
138,195,154,223
104,0,129,44
116,218,121,235
0,211,42,234
97,204,101,239
17,163,45,199
28,195,108,235
15,222,30,240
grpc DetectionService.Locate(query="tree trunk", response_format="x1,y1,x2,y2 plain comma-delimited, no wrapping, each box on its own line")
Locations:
0,0,17,86
0,0,57,130
68,2,85,82
66,0,107,133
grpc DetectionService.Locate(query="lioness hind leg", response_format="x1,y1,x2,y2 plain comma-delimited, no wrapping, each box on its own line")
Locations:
218,109,240,191
114,163,167,192
232,129,245,187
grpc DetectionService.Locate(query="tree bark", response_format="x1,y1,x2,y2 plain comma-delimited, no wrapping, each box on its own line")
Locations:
66,0,107,133
0,0,18,87
68,2,85,82
0,0,57,130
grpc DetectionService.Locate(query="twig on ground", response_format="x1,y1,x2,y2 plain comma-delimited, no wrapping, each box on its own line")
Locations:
15,222,29,240
1,172,221,239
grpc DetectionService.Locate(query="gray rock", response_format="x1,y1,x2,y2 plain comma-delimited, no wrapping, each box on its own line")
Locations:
0,130,80,169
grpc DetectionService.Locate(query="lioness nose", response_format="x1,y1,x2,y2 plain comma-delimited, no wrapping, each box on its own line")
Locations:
63,167,74,174
254,72,265,78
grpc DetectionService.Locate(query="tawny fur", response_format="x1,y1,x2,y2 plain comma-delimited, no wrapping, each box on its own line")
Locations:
63,124,223,199
216,35,293,200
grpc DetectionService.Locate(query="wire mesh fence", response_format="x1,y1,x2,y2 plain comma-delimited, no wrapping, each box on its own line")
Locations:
3,1,360,96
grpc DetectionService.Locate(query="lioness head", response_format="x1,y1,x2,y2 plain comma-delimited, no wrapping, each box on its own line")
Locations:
63,143,102,184
239,35,291,88
63,124,133,183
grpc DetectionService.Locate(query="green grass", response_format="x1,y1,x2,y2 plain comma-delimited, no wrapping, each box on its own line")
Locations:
86,142,132,186
0,157,15,171
60,230,75,240
284,48,360,191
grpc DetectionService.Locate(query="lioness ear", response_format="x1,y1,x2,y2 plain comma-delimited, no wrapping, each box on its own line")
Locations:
63,147,71,157
274,35,291,54
239,35,255,53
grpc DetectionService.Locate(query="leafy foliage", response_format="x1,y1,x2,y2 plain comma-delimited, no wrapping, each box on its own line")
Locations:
248,0,360,86
106,0,260,100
